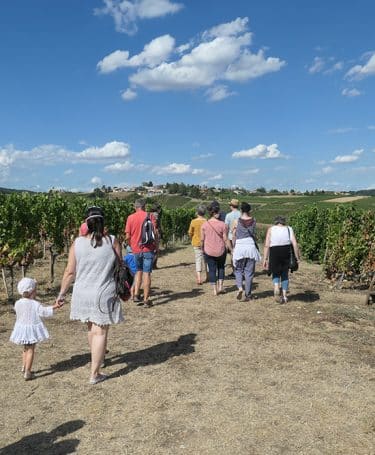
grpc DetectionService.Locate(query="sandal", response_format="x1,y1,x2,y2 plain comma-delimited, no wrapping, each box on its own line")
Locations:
89,373,108,385
236,290,243,301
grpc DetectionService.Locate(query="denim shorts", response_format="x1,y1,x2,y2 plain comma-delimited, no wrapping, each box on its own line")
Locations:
134,251,154,273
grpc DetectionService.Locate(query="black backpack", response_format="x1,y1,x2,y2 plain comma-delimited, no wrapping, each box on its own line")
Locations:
139,213,156,246
113,258,133,302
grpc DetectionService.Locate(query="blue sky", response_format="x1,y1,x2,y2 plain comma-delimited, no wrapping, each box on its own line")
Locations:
0,0,374,192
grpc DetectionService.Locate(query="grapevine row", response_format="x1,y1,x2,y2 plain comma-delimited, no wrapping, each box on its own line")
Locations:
290,205,374,281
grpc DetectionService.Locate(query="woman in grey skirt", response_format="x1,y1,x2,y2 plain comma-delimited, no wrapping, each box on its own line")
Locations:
56,206,123,384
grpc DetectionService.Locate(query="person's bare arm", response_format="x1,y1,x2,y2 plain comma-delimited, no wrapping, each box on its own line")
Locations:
113,237,122,259
223,224,228,244
263,228,271,268
291,233,301,261
229,220,236,249
56,243,76,305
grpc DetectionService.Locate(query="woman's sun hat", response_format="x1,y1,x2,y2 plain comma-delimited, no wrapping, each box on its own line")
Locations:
17,277,37,295
230,199,239,207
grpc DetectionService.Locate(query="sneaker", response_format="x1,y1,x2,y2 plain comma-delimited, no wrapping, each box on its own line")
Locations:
236,290,243,301
143,300,153,308
280,296,288,304
24,371,35,381
133,295,143,306
89,374,108,385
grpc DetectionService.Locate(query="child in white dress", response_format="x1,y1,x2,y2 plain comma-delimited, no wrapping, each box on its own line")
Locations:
9,277,62,380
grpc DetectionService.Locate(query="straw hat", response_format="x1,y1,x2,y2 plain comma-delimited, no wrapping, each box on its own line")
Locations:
229,199,239,207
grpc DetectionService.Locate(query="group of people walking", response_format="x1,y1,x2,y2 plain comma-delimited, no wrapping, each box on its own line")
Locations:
188,199,300,303
9,198,300,385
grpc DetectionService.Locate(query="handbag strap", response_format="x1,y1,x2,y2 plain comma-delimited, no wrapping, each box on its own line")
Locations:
208,220,223,239
109,235,122,265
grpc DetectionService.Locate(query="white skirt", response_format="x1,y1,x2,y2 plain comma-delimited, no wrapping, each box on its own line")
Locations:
10,322,50,345
232,238,261,267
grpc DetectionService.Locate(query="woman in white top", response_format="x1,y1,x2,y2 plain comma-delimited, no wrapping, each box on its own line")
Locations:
56,206,124,385
263,215,300,304
232,202,261,301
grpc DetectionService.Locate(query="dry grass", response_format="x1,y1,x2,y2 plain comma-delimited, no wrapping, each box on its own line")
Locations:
323,196,370,203
0,246,374,454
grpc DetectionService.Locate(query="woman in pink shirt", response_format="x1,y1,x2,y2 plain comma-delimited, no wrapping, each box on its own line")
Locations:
201,203,228,296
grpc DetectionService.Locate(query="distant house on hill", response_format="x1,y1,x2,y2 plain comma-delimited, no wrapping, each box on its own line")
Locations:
138,186,165,197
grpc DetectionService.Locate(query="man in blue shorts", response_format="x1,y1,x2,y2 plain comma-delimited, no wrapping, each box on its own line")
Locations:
125,199,158,307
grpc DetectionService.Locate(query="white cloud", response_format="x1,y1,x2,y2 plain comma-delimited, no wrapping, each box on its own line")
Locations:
331,149,363,163
192,152,214,160
206,17,249,38
97,35,175,73
64,169,74,175
91,176,102,185
322,166,334,174
342,88,361,97
308,56,325,74
243,168,259,174
94,0,183,35
232,143,286,159
99,17,285,97
104,160,135,172
121,88,138,101
77,141,130,160
345,53,375,80
97,50,130,73
367,125,375,130
308,56,343,75
208,174,222,180
328,127,356,134
224,49,285,82
205,84,235,102
152,162,203,175
324,61,343,74
0,148,16,167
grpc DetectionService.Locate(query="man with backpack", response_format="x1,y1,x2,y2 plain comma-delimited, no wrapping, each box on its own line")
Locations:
125,199,158,307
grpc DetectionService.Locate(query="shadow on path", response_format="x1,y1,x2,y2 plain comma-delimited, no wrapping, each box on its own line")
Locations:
35,353,91,377
0,419,85,455
157,261,194,270
253,289,275,299
154,289,204,305
290,290,320,302
107,333,196,379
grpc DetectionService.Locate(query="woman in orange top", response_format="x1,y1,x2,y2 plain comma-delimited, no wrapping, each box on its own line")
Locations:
188,205,208,285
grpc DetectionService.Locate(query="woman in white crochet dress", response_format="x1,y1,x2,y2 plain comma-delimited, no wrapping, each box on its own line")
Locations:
56,206,124,384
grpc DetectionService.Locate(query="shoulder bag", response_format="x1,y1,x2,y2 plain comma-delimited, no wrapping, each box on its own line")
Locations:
287,227,299,273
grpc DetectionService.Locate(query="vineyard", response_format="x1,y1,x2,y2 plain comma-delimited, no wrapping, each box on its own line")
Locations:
290,205,374,282
0,193,195,301
0,193,374,301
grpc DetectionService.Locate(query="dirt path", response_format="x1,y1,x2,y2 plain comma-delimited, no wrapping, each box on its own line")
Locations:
0,246,374,454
